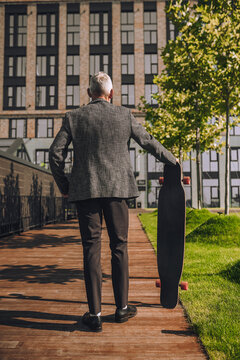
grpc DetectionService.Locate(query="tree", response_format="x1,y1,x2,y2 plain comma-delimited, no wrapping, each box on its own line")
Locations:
140,0,224,208
140,0,240,212
195,0,240,214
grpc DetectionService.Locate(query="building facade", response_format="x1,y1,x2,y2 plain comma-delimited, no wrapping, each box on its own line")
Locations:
0,0,239,208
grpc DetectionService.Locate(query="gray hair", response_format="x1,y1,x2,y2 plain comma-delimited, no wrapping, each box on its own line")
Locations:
89,72,113,97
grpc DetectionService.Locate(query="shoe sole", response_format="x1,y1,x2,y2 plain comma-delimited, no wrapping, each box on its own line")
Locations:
115,312,137,323
82,320,102,332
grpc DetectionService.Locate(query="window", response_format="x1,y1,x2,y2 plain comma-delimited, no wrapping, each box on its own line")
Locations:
90,55,100,75
37,14,47,46
7,56,26,77
36,85,56,108
121,54,134,75
67,85,80,107
169,20,176,41
65,149,74,173
36,119,53,138
17,57,26,77
231,148,240,172
50,14,56,46
90,54,109,76
16,86,26,107
8,57,14,76
103,55,109,73
4,7,27,110
230,125,240,136
121,12,134,45
9,15,14,47
122,84,134,106
144,54,158,75
37,13,56,47
37,56,47,76
7,13,27,47
17,14,27,46
103,13,108,45
144,11,157,44
202,151,219,172
202,179,220,207
9,119,27,138
67,13,80,46
130,148,136,171
6,86,25,108
7,87,13,107
36,86,46,107
49,56,55,76
36,149,49,168
90,13,100,45
36,56,55,77
67,55,80,76
89,4,112,78
145,84,158,105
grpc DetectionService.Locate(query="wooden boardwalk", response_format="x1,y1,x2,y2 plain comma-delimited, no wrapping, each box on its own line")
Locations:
0,211,207,360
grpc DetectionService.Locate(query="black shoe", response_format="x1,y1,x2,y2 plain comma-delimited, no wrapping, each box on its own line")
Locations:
115,305,137,323
82,312,102,332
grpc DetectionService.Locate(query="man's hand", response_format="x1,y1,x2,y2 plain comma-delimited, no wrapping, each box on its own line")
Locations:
62,194,69,199
176,158,179,163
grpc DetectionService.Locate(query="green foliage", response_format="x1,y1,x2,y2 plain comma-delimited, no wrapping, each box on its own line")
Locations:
138,208,240,360
186,214,240,246
186,208,216,235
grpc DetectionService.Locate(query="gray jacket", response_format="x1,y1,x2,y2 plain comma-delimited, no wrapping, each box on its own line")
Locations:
49,99,176,202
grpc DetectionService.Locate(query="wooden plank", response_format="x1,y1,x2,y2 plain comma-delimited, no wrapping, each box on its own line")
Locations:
0,212,208,360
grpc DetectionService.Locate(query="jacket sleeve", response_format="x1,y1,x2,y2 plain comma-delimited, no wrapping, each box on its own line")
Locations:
130,112,176,166
49,113,72,195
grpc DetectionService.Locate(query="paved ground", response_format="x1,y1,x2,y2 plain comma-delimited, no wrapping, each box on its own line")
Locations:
0,210,208,360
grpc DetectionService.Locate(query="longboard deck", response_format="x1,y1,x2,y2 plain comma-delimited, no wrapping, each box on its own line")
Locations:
157,163,186,308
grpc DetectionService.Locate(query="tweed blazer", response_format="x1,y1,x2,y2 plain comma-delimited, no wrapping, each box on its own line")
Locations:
49,99,176,202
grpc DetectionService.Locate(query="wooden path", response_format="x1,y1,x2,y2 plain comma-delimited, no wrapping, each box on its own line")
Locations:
0,211,207,360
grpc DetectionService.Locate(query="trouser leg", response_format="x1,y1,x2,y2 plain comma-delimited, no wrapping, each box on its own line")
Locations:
102,198,129,309
76,199,102,315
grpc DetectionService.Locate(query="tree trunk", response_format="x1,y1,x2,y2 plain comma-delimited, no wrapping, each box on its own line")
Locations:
179,145,183,165
224,98,230,215
196,127,202,209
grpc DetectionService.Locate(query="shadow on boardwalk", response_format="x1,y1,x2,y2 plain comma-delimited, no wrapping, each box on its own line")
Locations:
0,215,207,360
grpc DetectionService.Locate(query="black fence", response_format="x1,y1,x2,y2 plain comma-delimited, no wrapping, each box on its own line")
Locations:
0,196,77,238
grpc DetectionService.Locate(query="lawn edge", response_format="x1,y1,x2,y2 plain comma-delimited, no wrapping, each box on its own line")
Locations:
137,211,210,360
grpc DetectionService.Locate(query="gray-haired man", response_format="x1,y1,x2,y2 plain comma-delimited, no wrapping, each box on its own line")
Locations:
49,72,177,332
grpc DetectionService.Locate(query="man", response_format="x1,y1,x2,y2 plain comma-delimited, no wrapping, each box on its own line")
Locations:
49,72,177,332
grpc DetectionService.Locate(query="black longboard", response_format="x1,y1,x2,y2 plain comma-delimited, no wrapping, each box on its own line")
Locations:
157,162,186,309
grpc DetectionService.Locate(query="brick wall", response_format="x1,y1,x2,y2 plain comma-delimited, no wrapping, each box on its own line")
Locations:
112,2,121,106
58,3,67,110
134,1,144,108
26,4,36,111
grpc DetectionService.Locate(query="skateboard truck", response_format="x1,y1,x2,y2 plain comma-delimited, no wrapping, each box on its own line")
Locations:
159,176,190,185
155,279,188,291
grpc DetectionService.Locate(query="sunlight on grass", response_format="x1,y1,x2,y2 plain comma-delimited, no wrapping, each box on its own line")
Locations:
138,208,240,360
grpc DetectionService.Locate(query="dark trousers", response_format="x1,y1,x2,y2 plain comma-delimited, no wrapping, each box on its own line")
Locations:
76,198,129,315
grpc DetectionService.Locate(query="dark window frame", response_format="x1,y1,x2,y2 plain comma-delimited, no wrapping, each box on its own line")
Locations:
89,3,112,78
66,85,80,109
35,118,54,138
4,6,27,110
121,84,135,107
35,149,50,168
9,118,27,138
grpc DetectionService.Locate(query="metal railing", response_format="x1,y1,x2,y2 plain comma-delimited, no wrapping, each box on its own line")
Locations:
0,195,77,238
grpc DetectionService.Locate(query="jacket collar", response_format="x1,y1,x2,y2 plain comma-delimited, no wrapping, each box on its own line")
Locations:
88,98,109,105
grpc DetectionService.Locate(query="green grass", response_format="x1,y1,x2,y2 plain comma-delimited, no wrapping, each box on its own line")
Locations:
138,208,240,360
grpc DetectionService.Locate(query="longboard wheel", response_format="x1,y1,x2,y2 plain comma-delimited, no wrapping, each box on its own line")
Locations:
156,279,161,288
180,281,188,290
159,177,164,185
182,177,191,185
